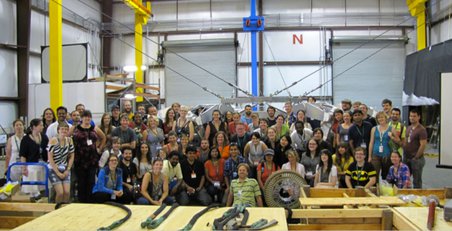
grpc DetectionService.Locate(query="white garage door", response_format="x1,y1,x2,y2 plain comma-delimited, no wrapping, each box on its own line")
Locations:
332,40,405,109
163,39,236,106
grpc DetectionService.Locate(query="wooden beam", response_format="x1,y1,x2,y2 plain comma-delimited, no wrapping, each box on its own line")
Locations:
292,209,385,219
135,83,160,91
380,209,393,230
391,208,421,231
0,203,55,213
0,216,35,229
299,197,405,207
289,224,381,230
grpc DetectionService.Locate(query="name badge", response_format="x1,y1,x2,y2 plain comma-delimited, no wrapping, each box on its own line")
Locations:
87,139,93,146
191,171,197,179
127,177,131,183
379,145,384,153
344,135,349,141
237,190,242,198
214,181,220,188
360,142,367,148
111,194,116,200
233,172,238,178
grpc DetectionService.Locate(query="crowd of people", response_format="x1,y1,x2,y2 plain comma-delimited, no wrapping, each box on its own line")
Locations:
4,98,428,207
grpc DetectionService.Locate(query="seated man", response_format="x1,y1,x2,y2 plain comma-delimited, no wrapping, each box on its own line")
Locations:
178,145,212,205
345,147,377,189
162,151,183,201
226,163,263,207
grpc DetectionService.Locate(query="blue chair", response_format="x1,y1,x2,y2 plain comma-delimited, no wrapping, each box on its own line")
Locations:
7,162,49,199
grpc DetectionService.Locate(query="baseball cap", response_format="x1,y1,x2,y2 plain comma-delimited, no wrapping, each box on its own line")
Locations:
264,149,275,156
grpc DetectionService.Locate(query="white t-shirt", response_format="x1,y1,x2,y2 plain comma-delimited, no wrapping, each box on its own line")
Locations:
315,164,338,184
282,162,306,178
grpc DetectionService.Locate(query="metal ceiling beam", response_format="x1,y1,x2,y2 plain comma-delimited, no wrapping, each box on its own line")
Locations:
101,0,113,74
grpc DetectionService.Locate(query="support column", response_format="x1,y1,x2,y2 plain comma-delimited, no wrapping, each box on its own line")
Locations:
49,0,63,110
135,14,144,102
17,0,31,117
101,0,113,74
407,0,427,50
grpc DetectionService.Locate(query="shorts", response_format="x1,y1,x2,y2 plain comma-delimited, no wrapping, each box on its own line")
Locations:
49,169,71,185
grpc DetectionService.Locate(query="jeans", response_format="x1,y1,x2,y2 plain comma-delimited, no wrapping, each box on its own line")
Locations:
404,156,425,189
136,196,174,205
177,188,212,206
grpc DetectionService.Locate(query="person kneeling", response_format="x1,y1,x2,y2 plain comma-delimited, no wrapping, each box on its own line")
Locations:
136,158,174,205
92,154,132,204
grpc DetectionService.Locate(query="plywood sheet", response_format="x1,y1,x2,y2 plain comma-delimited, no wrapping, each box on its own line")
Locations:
393,207,452,231
12,204,287,231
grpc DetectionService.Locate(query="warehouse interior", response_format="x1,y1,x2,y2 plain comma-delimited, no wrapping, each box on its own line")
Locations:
1,0,452,230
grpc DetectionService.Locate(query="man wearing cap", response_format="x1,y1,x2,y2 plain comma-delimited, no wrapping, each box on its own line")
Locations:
341,99,352,112
348,109,373,155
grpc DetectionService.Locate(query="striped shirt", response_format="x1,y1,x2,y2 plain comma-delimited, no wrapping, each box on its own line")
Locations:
230,178,261,207
49,137,74,166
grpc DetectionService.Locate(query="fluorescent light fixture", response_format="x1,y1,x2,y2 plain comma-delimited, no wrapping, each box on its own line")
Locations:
123,65,137,72
123,65,147,72
124,93,136,99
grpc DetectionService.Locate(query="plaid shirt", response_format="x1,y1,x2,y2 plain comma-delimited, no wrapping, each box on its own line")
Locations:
386,163,411,188
224,155,247,182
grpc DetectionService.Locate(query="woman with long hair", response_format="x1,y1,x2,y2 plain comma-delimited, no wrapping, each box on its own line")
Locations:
174,106,195,142
274,134,292,168
301,138,321,186
48,122,75,203
19,118,49,197
282,149,305,177
137,158,172,205
142,115,164,159
312,128,333,153
99,113,114,150
336,111,352,145
5,119,25,181
257,149,279,191
271,114,290,140
133,143,152,182
314,149,338,188
92,154,131,204
205,110,228,146
332,142,354,188
204,147,226,204
264,127,279,150
162,131,179,157
163,108,176,139
42,108,56,134
213,131,230,160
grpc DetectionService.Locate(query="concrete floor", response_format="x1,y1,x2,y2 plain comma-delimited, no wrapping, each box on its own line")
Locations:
422,154,452,188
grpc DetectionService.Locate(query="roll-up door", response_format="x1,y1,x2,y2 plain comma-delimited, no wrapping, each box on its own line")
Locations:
163,39,236,106
332,39,405,108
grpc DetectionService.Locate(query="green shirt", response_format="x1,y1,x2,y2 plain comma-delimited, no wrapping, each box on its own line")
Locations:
388,121,406,155
230,178,261,207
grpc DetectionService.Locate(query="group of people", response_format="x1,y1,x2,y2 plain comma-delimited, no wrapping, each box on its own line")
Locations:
4,97,428,207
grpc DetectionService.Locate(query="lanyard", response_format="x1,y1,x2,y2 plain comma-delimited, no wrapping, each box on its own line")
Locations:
356,124,365,137
14,135,21,152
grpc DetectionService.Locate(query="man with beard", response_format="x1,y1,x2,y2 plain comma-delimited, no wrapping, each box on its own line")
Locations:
266,106,277,127
118,147,137,201
381,99,393,118
284,101,297,127
46,106,72,139
230,122,251,155
348,109,373,155
241,105,253,125
341,99,352,112
162,151,183,201
291,121,312,153
197,139,210,163
388,108,405,155
403,109,427,188
122,100,134,121
359,104,377,127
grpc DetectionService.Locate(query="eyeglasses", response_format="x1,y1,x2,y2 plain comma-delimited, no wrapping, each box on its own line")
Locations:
109,159,118,162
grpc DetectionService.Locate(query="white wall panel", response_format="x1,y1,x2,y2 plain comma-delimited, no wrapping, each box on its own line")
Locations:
211,0,248,19
380,0,409,13
150,2,178,21
312,0,345,13
30,11,46,52
0,0,16,44
262,0,311,15
62,0,101,23
263,66,332,97
431,18,452,44
0,49,18,97
29,56,41,84
112,3,135,24
0,102,18,130
110,36,135,67
263,31,329,61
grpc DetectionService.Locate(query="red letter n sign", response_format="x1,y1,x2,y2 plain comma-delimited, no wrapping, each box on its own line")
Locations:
293,34,303,45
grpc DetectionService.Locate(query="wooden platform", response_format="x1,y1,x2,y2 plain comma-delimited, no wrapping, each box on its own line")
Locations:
392,207,452,231
0,203,55,229
12,204,288,231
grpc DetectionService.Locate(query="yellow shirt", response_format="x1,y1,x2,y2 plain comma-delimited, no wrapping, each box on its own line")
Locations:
332,154,354,174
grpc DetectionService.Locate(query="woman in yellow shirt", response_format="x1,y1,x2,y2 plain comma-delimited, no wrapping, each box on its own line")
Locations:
332,142,354,188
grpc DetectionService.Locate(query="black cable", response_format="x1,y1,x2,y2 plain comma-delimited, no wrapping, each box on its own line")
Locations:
180,203,220,231
97,201,132,231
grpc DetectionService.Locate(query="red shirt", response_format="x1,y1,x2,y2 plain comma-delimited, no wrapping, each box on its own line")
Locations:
257,161,279,185
204,159,225,183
